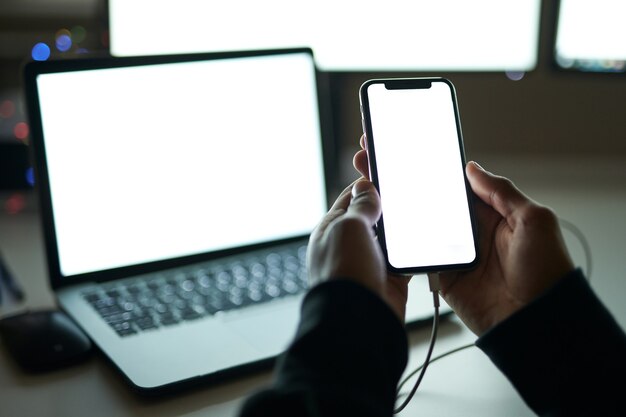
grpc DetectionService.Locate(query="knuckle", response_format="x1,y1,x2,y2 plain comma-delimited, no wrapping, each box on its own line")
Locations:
352,193,377,209
329,216,369,236
521,204,558,228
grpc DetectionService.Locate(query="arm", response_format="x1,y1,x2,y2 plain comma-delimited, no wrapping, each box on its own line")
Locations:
239,280,407,417
239,180,410,417
477,268,626,417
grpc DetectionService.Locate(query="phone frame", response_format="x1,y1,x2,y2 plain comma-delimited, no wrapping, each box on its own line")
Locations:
359,77,479,274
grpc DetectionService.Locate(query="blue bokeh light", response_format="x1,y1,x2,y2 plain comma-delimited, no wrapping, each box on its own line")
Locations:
32,43,51,61
25,167,35,187
505,71,525,81
56,34,72,52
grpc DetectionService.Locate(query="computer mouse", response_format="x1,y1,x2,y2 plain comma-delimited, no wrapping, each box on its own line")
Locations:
0,309,93,372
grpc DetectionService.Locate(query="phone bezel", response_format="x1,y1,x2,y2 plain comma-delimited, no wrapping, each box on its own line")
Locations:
359,77,479,274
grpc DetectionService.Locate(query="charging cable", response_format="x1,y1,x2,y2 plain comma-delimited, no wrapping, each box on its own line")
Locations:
558,217,593,280
393,273,441,414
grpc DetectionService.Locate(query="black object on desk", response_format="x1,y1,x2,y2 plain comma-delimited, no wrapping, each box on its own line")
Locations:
0,250,25,303
0,310,93,372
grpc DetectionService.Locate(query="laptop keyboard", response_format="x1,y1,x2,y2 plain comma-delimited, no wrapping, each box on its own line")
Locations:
82,243,308,337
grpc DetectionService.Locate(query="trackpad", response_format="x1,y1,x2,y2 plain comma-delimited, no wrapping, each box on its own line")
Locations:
226,296,302,355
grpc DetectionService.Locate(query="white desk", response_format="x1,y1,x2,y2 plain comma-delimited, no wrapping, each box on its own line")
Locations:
1,154,625,417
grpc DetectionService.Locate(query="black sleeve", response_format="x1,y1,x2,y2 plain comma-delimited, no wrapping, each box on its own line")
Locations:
238,280,408,417
476,269,626,417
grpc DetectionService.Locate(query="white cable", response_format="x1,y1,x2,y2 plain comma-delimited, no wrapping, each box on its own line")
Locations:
393,273,441,414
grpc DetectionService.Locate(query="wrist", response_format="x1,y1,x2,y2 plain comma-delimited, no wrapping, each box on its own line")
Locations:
481,267,578,335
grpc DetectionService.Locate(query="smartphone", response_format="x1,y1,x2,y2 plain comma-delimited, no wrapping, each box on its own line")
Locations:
359,77,478,274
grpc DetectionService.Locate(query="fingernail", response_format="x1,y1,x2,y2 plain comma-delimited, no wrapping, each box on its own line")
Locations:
472,161,485,171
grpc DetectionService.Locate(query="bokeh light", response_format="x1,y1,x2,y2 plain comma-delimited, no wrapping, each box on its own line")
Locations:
0,100,15,119
505,71,525,81
25,167,35,187
56,34,72,52
56,28,71,37
71,25,87,44
101,30,109,48
14,122,29,141
5,193,25,215
32,42,51,61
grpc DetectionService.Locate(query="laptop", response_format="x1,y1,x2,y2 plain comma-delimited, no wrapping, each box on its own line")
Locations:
24,48,337,392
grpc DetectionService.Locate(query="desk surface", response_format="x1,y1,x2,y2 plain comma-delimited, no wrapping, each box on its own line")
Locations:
1,153,625,417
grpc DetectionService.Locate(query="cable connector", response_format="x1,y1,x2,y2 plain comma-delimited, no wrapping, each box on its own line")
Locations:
427,272,441,292
427,273,440,308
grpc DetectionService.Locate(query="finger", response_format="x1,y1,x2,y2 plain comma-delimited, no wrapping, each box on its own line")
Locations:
360,134,366,150
353,149,370,180
311,179,361,241
466,161,531,227
345,179,381,226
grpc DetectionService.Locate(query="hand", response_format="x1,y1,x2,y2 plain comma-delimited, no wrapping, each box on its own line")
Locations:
353,135,575,335
439,162,574,335
307,178,411,321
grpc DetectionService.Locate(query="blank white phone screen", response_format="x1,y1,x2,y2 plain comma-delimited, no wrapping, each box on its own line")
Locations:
366,81,476,269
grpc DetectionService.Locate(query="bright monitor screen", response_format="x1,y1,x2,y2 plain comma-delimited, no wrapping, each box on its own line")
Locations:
109,0,541,71
34,52,327,277
555,0,626,72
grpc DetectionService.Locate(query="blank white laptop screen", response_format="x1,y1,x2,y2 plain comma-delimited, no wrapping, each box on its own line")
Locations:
35,52,327,277
109,0,541,71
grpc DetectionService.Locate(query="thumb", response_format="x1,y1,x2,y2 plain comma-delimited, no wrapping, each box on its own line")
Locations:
346,179,381,225
466,161,531,225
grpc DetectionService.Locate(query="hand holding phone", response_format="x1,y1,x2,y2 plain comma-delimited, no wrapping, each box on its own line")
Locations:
359,77,478,274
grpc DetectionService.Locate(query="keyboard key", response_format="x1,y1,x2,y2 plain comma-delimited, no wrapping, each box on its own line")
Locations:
97,305,124,317
196,274,212,288
126,284,143,294
152,303,169,315
233,274,249,289
265,283,281,298
105,312,133,323
178,289,195,300
266,252,282,267
93,297,116,309
82,292,102,303
121,301,136,312
180,279,195,292
146,280,161,290
180,307,203,321
249,262,265,278
248,288,264,302
113,321,136,336
133,316,158,330
159,293,176,304
282,279,300,294
157,312,179,326
106,289,121,298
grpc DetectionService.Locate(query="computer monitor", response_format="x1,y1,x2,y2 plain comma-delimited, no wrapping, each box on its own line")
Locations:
554,0,626,73
108,0,541,72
